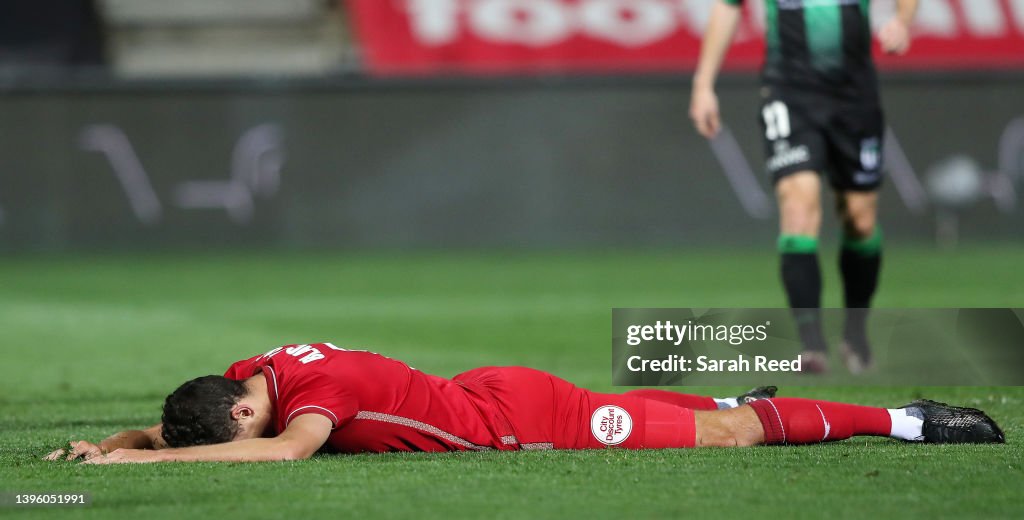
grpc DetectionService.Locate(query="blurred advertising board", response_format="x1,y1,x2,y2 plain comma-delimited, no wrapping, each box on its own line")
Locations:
346,0,1024,75
1,76,1022,251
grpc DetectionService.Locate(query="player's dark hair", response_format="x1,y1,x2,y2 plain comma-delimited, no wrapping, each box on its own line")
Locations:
161,375,248,448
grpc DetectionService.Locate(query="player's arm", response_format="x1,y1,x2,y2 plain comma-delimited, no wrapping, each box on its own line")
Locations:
83,414,332,464
690,0,743,139
879,0,919,54
43,423,166,461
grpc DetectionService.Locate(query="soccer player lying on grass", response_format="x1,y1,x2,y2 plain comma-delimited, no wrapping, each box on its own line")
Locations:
45,343,1005,464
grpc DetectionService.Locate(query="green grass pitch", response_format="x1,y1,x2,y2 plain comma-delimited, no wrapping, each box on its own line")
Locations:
2,245,1022,519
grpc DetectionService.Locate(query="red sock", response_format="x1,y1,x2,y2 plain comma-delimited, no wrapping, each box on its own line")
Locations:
624,389,718,410
748,398,892,444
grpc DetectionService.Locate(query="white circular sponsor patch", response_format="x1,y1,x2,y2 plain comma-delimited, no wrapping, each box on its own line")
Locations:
590,405,633,445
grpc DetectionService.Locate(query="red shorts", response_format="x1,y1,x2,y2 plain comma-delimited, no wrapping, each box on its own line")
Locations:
453,366,696,450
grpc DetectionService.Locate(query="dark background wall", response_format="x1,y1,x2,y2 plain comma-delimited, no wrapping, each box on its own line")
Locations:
1,74,1021,252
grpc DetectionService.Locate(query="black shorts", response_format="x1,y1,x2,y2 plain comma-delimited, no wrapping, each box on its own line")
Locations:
759,87,885,192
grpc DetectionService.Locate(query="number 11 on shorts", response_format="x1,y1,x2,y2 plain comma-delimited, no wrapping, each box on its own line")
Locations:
763,101,791,140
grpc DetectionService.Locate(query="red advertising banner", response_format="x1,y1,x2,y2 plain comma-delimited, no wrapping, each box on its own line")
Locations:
345,0,1024,75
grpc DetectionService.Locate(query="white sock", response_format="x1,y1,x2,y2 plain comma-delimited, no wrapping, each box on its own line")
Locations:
887,408,924,441
714,397,739,410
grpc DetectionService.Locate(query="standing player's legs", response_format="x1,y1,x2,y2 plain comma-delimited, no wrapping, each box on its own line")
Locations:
763,96,830,372
836,191,882,372
827,104,886,373
776,172,828,372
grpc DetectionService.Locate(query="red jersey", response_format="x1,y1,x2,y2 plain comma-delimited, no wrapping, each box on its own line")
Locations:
222,343,515,453
223,343,703,452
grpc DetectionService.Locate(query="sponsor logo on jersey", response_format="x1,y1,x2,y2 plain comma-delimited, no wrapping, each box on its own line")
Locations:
591,405,633,445
766,143,811,173
853,171,880,186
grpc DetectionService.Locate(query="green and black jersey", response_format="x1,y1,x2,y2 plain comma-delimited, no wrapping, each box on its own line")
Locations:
725,0,878,101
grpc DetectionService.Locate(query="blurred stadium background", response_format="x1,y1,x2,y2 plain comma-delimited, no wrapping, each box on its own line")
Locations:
0,0,1022,251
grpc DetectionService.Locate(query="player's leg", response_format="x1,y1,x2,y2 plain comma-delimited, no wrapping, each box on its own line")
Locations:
739,397,1003,446
565,392,761,449
689,400,902,448
693,405,764,446
776,172,829,371
827,104,886,373
762,96,830,372
586,393,1002,449
624,386,776,410
739,398,896,445
836,190,882,372
497,369,1004,449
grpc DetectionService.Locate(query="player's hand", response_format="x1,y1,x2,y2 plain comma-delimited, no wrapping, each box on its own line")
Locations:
689,86,722,139
42,448,67,461
879,17,911,55
81,448,163,465
42,441,105,461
